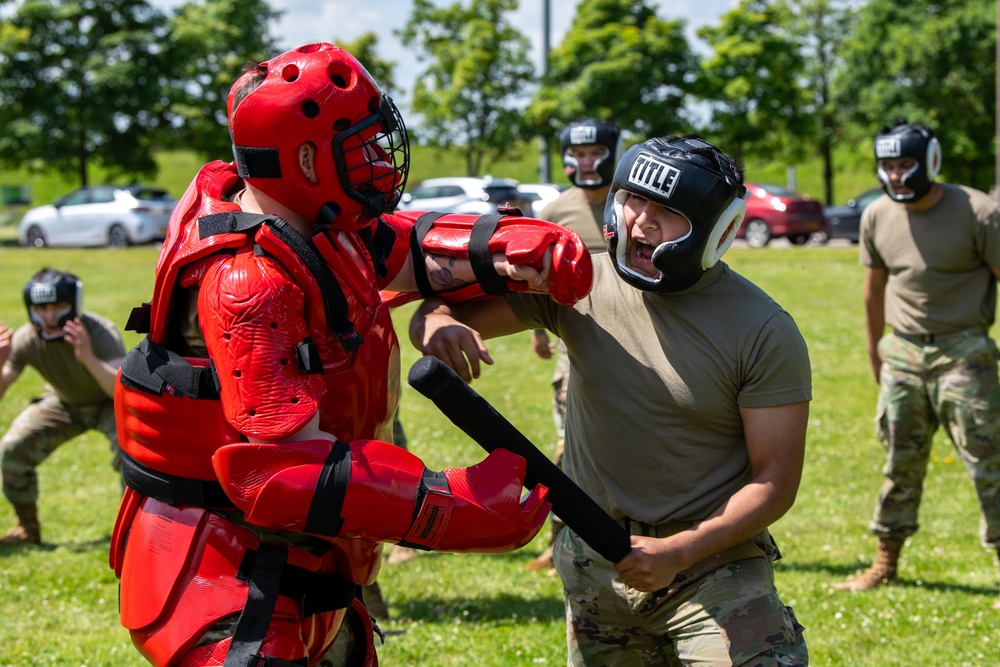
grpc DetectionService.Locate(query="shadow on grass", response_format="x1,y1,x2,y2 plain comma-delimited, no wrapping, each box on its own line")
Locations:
777,559,997,597
391,592,565,624
0,533,111,557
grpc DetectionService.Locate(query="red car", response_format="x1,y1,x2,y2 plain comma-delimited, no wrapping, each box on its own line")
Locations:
737,182,827,247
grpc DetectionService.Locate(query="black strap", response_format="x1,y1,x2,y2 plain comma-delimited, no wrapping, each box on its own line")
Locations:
369,218,397,280
247,658,307,667
264,219,364,353
224,544,288,667
233,146,282,179
396,468,450,551
237,549,357,617
119,337,220,400
120,450,235,510
125,303,151,334
198,211,275,239
304,441,352,537
468,213,510,296
409,212,447,298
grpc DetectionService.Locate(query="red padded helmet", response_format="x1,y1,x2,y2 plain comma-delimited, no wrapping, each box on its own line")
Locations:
227,43,409,230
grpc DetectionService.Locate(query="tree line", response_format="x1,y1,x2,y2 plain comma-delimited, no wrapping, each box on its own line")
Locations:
0,0,994,203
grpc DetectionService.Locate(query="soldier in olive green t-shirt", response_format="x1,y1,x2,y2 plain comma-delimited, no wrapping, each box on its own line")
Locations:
0,269,125,546
414,137,811,666
836,121,1000,612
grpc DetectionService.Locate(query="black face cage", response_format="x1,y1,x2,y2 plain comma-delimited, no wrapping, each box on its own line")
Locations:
333,95,410,218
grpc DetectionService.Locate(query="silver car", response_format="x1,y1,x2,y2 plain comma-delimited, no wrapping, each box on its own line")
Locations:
19,185,176,248
396,177,533,216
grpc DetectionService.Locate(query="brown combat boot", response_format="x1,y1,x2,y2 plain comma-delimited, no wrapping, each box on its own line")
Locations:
835,538,903,591
0,503,41,546
525,520,563,573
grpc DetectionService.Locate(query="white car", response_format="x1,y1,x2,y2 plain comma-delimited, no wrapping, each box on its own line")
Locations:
397,177,533,216
19,185,177,248
517,183,568,217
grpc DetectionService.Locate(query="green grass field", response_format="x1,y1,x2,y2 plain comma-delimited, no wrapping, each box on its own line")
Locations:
0,239,997,666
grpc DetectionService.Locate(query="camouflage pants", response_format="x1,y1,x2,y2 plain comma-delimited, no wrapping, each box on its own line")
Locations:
872,332,1000,548
554,526,807,666
0,393,120,505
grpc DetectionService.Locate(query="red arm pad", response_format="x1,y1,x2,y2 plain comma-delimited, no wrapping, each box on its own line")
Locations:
211,439,550,553
390,209,593,307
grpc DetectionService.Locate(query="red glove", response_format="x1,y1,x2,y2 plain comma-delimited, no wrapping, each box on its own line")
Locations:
390,210,594,307
212,438,551,554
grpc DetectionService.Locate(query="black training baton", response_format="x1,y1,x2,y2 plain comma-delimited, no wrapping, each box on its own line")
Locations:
408,355,631,563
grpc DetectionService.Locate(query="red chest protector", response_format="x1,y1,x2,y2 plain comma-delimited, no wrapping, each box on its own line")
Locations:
117,161,399,480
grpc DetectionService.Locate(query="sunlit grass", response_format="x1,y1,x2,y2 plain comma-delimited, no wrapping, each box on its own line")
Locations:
0,243,996,666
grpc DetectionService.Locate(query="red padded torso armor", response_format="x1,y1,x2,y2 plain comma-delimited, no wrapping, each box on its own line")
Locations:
112,161,397,666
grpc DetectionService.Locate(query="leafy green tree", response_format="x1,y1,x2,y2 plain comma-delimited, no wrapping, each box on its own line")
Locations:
528,0,697,144
697,0,808,165
0,0,172,185
164,0,280,162
834,0,996,191
399,0,535,176
336,32,398,97
784,0,854,204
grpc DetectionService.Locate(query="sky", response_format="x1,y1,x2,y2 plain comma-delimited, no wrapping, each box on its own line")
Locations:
150,0,740,112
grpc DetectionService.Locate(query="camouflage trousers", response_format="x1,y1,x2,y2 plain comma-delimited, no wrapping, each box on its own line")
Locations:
0,392,120,505
872,332,1000,548
554,526,807,666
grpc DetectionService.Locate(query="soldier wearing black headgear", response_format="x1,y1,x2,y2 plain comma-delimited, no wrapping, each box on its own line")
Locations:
836,120,1000,610
1,268,125,546
412,135,812,664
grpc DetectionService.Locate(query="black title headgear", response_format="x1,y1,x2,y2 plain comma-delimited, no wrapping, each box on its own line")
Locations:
874,121,941,203
603,136,746,293
23,268,83,340
558,119,622,190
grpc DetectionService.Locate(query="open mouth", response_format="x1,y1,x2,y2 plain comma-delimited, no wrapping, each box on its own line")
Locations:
629,238,660,278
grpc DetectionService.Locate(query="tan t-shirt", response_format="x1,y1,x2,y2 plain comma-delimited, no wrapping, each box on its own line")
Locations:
540,187,607,253
7,312,125,405
860,184,1000,335
506,258,812,524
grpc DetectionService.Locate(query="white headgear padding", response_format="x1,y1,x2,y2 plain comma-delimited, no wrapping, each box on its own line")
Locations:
700,195,746,271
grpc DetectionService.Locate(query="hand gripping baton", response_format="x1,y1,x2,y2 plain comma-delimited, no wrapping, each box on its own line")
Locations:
408,355,631,563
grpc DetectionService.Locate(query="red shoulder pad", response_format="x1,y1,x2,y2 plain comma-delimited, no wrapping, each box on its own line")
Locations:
198,248,324,440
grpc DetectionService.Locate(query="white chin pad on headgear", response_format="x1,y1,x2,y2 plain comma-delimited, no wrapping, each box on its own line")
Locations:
30,305,71,340
701,196,746,269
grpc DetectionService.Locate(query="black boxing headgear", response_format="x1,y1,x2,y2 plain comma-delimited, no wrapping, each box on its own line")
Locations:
558,119,622,189
23,269,83,341
603,137,746,293
874,122,941,203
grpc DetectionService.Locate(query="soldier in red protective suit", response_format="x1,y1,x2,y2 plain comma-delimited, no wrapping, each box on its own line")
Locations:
109,43,592,667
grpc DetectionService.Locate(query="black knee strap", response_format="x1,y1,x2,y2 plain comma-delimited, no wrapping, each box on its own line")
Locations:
224,544,288,667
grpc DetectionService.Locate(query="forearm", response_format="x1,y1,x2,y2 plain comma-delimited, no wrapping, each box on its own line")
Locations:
80,356,123,398
669,476,798,570
389,254,478,294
